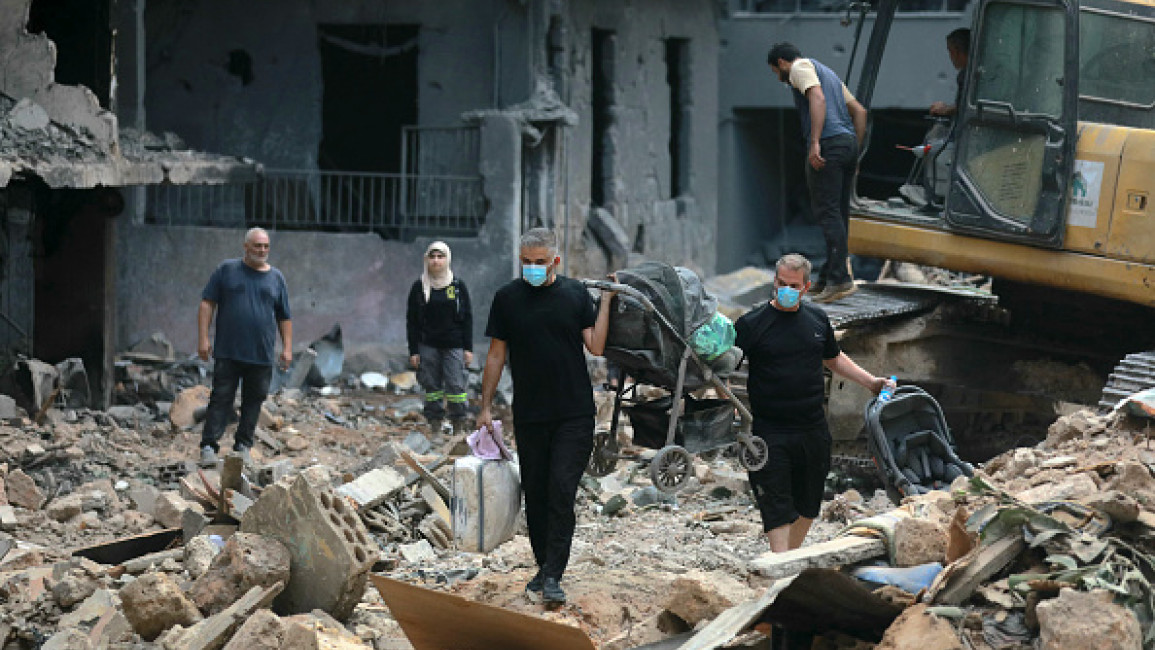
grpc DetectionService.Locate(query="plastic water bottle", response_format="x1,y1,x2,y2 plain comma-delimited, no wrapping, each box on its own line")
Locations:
878,376,897,402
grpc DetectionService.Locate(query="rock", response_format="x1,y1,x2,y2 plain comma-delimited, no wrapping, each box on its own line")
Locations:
663,569,757,626
704,468,749,494
40,629,93,650
170,386,210,429
631,486,676,507
403,431,432,454
1004,449,1038,477
286,435,309,452
399,539,437,564
240,475,377,619
222,608,284,649
282,616,373,649
119,572,203,641
188,532,292,616
107,405,146,425
59,588,133,646
0,394,17,419
1017,473,1099,504
0,504,17,530
893,518,948,566
52,572,98,608
6,469,43,510
335,467,406,510
1107,461,1155,497
154,491,200,529
1036,588,1142,649
876,603,964,650
842,488,863,503
184,535,222,580
74,511,102,530
1079,490,1142,524
389,371,418,393
602,494,628,517
1045,410,1105,447
46,493,85,522
126,483,161,515
7,98,50,132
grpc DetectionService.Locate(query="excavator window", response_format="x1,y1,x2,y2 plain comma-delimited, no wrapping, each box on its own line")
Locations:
1080,10,1155,127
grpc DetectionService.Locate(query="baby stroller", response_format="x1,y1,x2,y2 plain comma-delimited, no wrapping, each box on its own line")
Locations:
583,262,768,494
864,385,974,504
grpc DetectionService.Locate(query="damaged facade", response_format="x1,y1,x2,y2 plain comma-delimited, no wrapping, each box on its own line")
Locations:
118,0,721,360
0,0,257,406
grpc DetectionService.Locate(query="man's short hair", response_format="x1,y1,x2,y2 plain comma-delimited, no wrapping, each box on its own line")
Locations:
776,253,812,279
946,28,970,55
767,42,802,67
245,227,269,243
520,227,558,257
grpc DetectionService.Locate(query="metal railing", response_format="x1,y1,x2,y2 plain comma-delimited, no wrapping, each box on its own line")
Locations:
145,168,486,237
732,0,967,13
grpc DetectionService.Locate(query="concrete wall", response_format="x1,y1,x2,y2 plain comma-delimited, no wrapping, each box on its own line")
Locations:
563,0,721,277
717,12,973,272
117,115,522,363
141,0,528,169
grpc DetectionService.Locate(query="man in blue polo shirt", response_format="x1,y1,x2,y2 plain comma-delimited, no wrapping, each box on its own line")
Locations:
768,42,868,304
197,227,292,466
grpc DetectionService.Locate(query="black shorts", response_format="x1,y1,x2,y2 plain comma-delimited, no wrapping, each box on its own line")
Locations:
747,425,832,531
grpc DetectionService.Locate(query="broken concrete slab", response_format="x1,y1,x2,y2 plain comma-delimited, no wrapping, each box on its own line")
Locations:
6,468,44,510
335,466,406,510
1037,588,1142,649
893,517,947,567
155,491,201,529
160,581,283,650
188,532,291,616
58,588,133,647
171,386,211,430
184,535,221,580
663,569,757,627
119,571,204,640
371,574,596,650
281,616,373,649
221,608,283,649
240,475,376,619
749,534,887,579
1016,473,1100,504
875,603,963,649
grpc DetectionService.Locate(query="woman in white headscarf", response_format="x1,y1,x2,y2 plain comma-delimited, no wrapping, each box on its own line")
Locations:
406,241,474,435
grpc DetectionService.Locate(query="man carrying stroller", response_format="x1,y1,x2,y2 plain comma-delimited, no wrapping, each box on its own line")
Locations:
735,253,895,553
476,227,617,607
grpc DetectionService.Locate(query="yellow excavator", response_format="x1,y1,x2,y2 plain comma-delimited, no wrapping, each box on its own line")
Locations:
823,0,1155,463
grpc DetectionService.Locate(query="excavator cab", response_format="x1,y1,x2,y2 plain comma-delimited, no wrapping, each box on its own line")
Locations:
943,0,1080,248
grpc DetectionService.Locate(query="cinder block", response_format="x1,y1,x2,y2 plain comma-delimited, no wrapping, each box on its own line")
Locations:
240,476,377,619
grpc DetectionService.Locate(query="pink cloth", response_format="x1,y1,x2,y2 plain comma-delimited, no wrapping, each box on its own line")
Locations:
467,422,513,461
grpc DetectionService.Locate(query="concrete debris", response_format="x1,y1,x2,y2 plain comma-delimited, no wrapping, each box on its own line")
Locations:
892,517,948,567
220,608,284,649
876,603,964,650
170,385,211,430
6,468,44,510
119,571,204,640
188,532,291,616
240,475,376,619
1037,588,1143,650
335,466,406,510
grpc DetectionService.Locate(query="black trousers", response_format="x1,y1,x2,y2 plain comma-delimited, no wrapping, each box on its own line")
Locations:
805,133,859,285
200,358,272,452
513,416,594,581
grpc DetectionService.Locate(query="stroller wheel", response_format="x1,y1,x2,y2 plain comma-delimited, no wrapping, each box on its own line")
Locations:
738,437,768,472
650,446,693,493
586,431,618,478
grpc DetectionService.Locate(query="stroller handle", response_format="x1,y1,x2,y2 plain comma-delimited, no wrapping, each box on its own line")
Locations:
581,279,656,312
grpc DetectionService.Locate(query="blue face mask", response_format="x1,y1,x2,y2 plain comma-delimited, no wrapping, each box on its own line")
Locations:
776,285,801,309
522,264,548,287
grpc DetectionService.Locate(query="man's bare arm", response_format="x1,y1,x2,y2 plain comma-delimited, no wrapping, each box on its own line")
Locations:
197,300,216,361
581,292,615,356
476,338,507,431
277,319,293,369
806,86,827,170
823,352,890,394
847,97,868,147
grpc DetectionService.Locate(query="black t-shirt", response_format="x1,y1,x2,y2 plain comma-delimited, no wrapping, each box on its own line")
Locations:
485,276,597,424
734,301,840,434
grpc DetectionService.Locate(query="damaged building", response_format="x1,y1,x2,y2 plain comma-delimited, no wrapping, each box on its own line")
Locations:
112,0,723,361
0,0,258,407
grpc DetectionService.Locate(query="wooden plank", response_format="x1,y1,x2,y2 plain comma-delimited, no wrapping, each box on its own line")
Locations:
931,535,1026,606
120,548,184,575
676,580,791,650
749,535,887,579
167,582,283,650
398,449,451,502
370,574,596,650
420,484,451,526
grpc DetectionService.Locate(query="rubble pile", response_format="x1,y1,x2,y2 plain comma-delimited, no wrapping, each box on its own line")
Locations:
1,328,1154,648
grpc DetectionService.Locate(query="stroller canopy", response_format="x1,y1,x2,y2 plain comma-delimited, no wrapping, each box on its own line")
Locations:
615,262,718,339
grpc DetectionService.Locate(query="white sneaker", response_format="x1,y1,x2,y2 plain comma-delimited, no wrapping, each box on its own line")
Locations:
199,446,218,467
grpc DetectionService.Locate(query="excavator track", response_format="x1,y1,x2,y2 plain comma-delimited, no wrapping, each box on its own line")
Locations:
1099,351,1155,411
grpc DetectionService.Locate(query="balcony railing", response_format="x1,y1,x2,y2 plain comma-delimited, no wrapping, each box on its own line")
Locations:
145,168,486,238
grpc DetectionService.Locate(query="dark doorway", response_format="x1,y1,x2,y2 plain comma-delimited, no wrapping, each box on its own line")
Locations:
28,0,113,107
591,29,615,208
317,24,419,173
665,38,690,198
34,188,123,408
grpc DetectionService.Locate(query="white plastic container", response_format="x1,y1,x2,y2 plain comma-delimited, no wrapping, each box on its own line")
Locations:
451,455,521,553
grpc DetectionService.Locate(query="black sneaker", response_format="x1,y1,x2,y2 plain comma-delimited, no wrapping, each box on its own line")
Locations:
525,571,543,603
542,577,566,605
